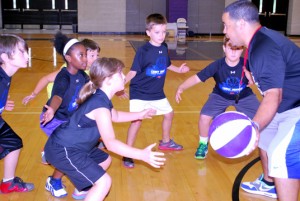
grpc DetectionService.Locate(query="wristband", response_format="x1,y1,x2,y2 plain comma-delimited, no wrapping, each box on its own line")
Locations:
252,121,260,131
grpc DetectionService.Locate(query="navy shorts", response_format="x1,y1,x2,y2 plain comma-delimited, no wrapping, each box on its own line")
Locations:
201,93,259,119
0,119,23,160
44,138,109,191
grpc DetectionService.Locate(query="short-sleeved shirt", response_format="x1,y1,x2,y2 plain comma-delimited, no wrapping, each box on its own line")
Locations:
129,42,171,100
197,57,254,100
248,27,300,113
43,67,90,120
0,67,11,116
49,89,112,152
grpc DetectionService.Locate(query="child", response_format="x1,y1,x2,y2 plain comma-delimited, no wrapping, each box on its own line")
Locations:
40,32,90,198
121,13,189,168
175,37,259,159
44,57,165,201
0,34,34,193
22,38,100,105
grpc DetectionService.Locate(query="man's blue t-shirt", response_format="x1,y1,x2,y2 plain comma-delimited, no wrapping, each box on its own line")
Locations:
249,27,300,113
129,42,171,100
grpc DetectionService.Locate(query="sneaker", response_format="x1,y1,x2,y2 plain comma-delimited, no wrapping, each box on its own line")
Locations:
72,188,88,200
240,174,277,198
0,177,34,193
195,142,208,159
122,157,134,168
41,151,49,165
45,176,67,198
158,139,183,151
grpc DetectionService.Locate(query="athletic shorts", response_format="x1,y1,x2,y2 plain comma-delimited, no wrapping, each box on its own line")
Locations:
44,138,109,191
40,113,67,137
201,93,259,119
259,106,300,179
129,98,173,115
0,119,23,160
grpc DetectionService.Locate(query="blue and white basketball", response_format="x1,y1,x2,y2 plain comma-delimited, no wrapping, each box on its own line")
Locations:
208,111,256,158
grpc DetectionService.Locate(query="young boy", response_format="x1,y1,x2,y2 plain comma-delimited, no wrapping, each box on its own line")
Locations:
0,34,34,193
122,13,189,168
175,37,259,159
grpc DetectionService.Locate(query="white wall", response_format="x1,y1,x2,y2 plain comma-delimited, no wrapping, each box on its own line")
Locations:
78,0,126,32
287,0,300,35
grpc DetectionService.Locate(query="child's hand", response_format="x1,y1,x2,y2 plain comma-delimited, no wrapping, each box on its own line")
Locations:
40,105,54,125
140,108,156,119
115,89,129,99
5,99,15,111
243,66,254,86
179,63,190,73
142,143,165,168
175,87,183,103
22,93,36,105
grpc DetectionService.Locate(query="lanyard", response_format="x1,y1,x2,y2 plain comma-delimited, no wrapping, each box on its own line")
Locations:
235,26,262,104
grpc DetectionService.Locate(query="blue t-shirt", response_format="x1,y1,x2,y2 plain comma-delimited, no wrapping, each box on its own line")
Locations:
248,27,300,113
197,57,253,100
50,89,112,152
129,42,171,100
43,67,90,120
0,67,11,115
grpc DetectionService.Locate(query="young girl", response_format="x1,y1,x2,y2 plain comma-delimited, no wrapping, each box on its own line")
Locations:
40,32,90,198
44,57,165,201
22,38,100,105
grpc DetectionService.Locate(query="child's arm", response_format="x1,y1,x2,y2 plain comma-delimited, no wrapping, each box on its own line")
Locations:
93,107,165,168
167,63,190,73
175,75,201,103
22,69,60,105
4,98,14,111
111,108,156,122
115,70,137,98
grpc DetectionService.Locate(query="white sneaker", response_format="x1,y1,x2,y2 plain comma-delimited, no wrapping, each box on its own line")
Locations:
45,176,67,198
72,188,88,200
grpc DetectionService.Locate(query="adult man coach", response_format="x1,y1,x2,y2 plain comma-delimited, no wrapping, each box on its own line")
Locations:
222,1,300,201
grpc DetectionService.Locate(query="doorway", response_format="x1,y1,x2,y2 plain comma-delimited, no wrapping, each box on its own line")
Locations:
252,0,289,34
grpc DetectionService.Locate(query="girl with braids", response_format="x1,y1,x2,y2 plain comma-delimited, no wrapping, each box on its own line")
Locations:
41,32,89,198
44,57,165,201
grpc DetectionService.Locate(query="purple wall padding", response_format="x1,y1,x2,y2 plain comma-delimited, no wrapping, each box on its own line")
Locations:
166,0,188,23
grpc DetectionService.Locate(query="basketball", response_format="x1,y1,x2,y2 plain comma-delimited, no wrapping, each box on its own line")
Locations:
208,111,256,158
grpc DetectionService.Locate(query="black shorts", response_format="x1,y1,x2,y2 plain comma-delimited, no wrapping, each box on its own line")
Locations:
45,138,109,191
0,119,23,160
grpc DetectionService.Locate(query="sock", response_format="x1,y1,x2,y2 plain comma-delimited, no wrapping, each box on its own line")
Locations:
199,137,208,144
2,177,14,182
261,178,275,186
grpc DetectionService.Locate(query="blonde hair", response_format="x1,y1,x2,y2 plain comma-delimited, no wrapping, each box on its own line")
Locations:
77,57,124,104
223,36,243,50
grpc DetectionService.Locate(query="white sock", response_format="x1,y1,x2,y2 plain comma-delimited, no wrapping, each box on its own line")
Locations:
3,177,14,182
199,137,208,144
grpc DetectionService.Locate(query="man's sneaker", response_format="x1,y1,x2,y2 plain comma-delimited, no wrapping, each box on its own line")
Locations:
72,188,88,200
0,177,34,193
41,151,49,165
158,139,183,151
122,157,134,168
195,142,208,159
45,176,67,198
240,174,277,198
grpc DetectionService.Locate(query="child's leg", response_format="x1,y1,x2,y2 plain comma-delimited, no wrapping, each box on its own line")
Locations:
126,120,142,146
85,173,112,201
198,114,212,143
46,169,68,197
195,114,212,159
161,111,174,142
3,149,20,179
